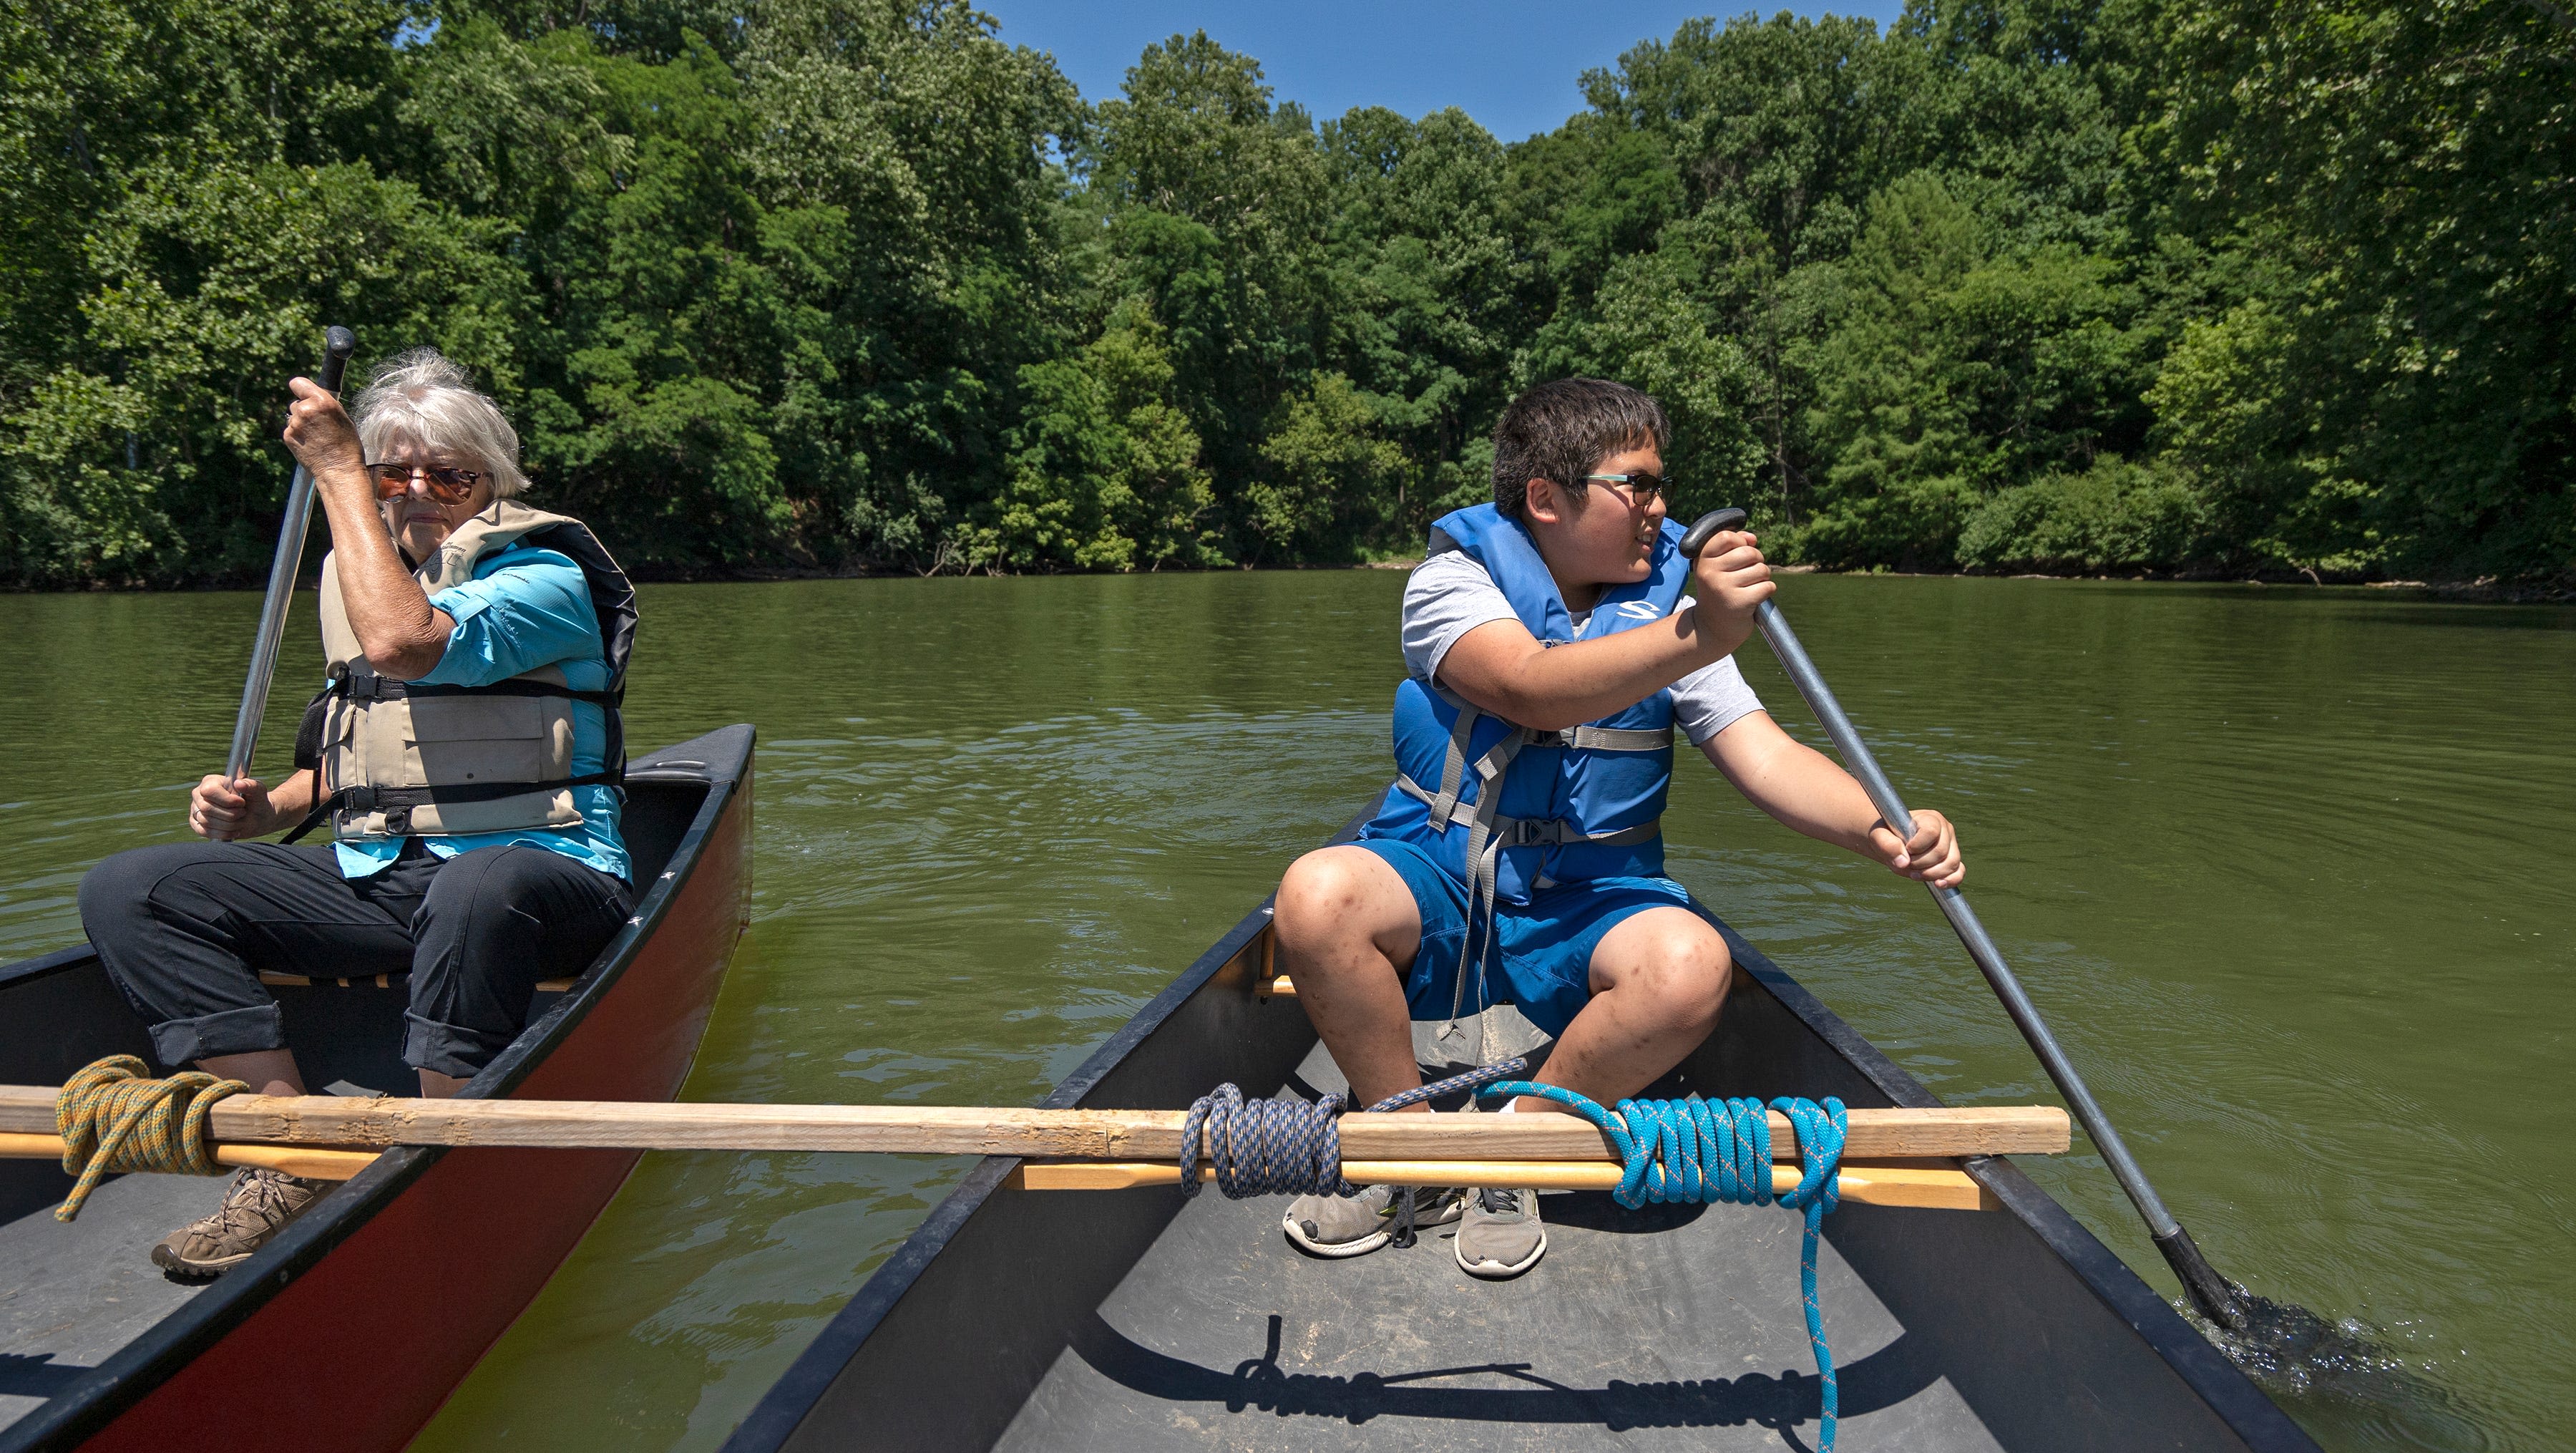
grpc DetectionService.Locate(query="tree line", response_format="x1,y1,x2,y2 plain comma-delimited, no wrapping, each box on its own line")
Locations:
4,0,2568,587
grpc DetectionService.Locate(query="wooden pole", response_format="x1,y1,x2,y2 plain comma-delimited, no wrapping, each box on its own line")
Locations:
0,1084,2066,1160
0,1132,379,1182
1005,1159,1999,1211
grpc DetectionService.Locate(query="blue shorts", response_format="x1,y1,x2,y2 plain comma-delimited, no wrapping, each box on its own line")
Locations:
1356,837,1697,1039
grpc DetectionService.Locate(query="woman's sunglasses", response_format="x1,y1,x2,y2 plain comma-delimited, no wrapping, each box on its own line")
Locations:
1581,470,1668,508
368,462,483,503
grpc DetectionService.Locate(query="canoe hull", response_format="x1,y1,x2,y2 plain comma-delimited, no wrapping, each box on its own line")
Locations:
0,725,753,1453
728,866,2314,1450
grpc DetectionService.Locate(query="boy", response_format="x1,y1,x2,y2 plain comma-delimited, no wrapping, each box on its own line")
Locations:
1272,378,1964,1278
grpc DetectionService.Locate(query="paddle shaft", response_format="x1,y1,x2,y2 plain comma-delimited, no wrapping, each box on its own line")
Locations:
0,1086,2065,1159
226,326,356,783
1680,507,2249,1326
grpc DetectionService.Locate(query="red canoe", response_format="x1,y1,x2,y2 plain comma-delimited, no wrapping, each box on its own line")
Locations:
0,724,753,1452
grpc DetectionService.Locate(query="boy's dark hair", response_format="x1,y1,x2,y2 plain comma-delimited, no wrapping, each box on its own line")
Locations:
1490,379,1670,523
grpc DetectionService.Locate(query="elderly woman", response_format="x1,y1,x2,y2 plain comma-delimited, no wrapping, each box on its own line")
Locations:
77,349,637,1276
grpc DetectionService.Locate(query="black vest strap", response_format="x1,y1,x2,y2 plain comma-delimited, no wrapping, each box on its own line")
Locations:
280,772,624,846
329,674,620,706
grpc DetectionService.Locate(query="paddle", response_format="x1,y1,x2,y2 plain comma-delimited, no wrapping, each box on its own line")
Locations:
224,325,357,786
1678,506,2262,1331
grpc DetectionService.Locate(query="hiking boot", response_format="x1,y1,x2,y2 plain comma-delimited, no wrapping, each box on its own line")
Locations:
1283,1182,1463,1258
1455,1185,1546,1279
150,1167,328,1278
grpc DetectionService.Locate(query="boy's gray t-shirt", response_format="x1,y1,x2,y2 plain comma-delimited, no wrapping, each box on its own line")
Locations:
1400,550,1765,747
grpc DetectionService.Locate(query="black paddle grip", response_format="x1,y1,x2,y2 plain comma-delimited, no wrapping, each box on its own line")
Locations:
1677,507,1750,559
318,325,356,393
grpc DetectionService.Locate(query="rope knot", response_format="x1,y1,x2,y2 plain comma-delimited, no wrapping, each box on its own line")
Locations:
53,1055,249,1222
1174,1059,1528,1201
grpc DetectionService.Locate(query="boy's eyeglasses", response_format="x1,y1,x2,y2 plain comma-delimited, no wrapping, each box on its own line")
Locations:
368,462,483,502
1581,471,1668,508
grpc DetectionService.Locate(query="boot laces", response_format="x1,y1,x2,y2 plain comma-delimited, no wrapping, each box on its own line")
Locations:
196,1169,308,1238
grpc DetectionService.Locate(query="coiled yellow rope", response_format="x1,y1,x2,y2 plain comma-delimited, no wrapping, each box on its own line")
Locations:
54,1055,248,1221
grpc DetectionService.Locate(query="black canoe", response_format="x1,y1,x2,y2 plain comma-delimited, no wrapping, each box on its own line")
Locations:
0,724,753,1453
724,809,2317,1452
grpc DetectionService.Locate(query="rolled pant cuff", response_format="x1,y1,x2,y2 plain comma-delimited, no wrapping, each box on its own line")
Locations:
403,1012,516,1081
151,1004,288,1066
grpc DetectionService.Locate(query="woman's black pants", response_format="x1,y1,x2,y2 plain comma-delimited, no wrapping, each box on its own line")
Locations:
78,839,633,1079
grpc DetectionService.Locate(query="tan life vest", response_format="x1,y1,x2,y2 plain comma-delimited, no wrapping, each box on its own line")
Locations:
301,500,636,844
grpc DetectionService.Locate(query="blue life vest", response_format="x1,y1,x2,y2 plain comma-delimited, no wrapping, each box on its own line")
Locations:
1360,503,1692,918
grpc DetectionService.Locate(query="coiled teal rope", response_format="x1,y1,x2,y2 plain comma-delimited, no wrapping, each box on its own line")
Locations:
53,1055,249,1222
1480,1082,1849,1452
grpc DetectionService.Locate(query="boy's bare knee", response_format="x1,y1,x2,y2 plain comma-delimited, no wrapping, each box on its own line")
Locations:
1618,919,1732,1026
1274,847,1395,950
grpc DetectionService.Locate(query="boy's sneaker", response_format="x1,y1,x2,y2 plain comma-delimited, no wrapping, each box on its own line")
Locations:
149,1167,328,1278
1455,1185,1546,1279
1283,1182,1463,1258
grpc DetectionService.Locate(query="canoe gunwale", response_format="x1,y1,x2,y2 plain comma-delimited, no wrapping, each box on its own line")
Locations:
729,800,2315,1452
0,724,755,1453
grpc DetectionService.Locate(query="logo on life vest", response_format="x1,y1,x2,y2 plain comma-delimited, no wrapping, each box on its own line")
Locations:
1617,601,1664,621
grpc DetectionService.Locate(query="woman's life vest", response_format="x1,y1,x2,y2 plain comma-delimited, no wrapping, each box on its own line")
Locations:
1360,502,1692,1026
291,500,638,845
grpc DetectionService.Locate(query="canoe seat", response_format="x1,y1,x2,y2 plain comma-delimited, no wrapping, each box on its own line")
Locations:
258,971,579,993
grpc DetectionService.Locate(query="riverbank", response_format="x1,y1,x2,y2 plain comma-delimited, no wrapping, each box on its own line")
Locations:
24,556,2568,603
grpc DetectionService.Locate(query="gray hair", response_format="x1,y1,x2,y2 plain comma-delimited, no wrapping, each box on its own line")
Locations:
350,348,530,500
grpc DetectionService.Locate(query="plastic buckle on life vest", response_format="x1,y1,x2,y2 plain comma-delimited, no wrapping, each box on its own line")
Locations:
383,805,412,835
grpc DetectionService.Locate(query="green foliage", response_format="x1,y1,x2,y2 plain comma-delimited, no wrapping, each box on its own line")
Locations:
1956,455,2210,572
2138,0,2576,579
3,0,2567,584
1246,372,1413,563
1799,171,2151,567
968,310,1218,572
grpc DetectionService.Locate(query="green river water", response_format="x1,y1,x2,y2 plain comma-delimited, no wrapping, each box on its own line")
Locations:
0,572,2567,1451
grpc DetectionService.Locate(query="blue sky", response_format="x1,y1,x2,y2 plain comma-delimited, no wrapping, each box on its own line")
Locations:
975,1,1908,144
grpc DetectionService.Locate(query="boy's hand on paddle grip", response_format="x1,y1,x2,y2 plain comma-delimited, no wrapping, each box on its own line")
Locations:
190,774,276,841
1868,809,1963,889
1689,529,1775,658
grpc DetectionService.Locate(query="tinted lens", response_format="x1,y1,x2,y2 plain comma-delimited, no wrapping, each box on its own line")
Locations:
369,463,478,500
1589,472,1665,505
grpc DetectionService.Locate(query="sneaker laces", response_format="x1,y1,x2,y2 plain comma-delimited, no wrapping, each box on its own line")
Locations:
1390,1184,1420,1249
1477,1185,1523,1216
195,1170,308,1240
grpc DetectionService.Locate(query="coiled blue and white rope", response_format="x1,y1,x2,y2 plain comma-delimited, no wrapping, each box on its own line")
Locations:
1479,1082,1850,1451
